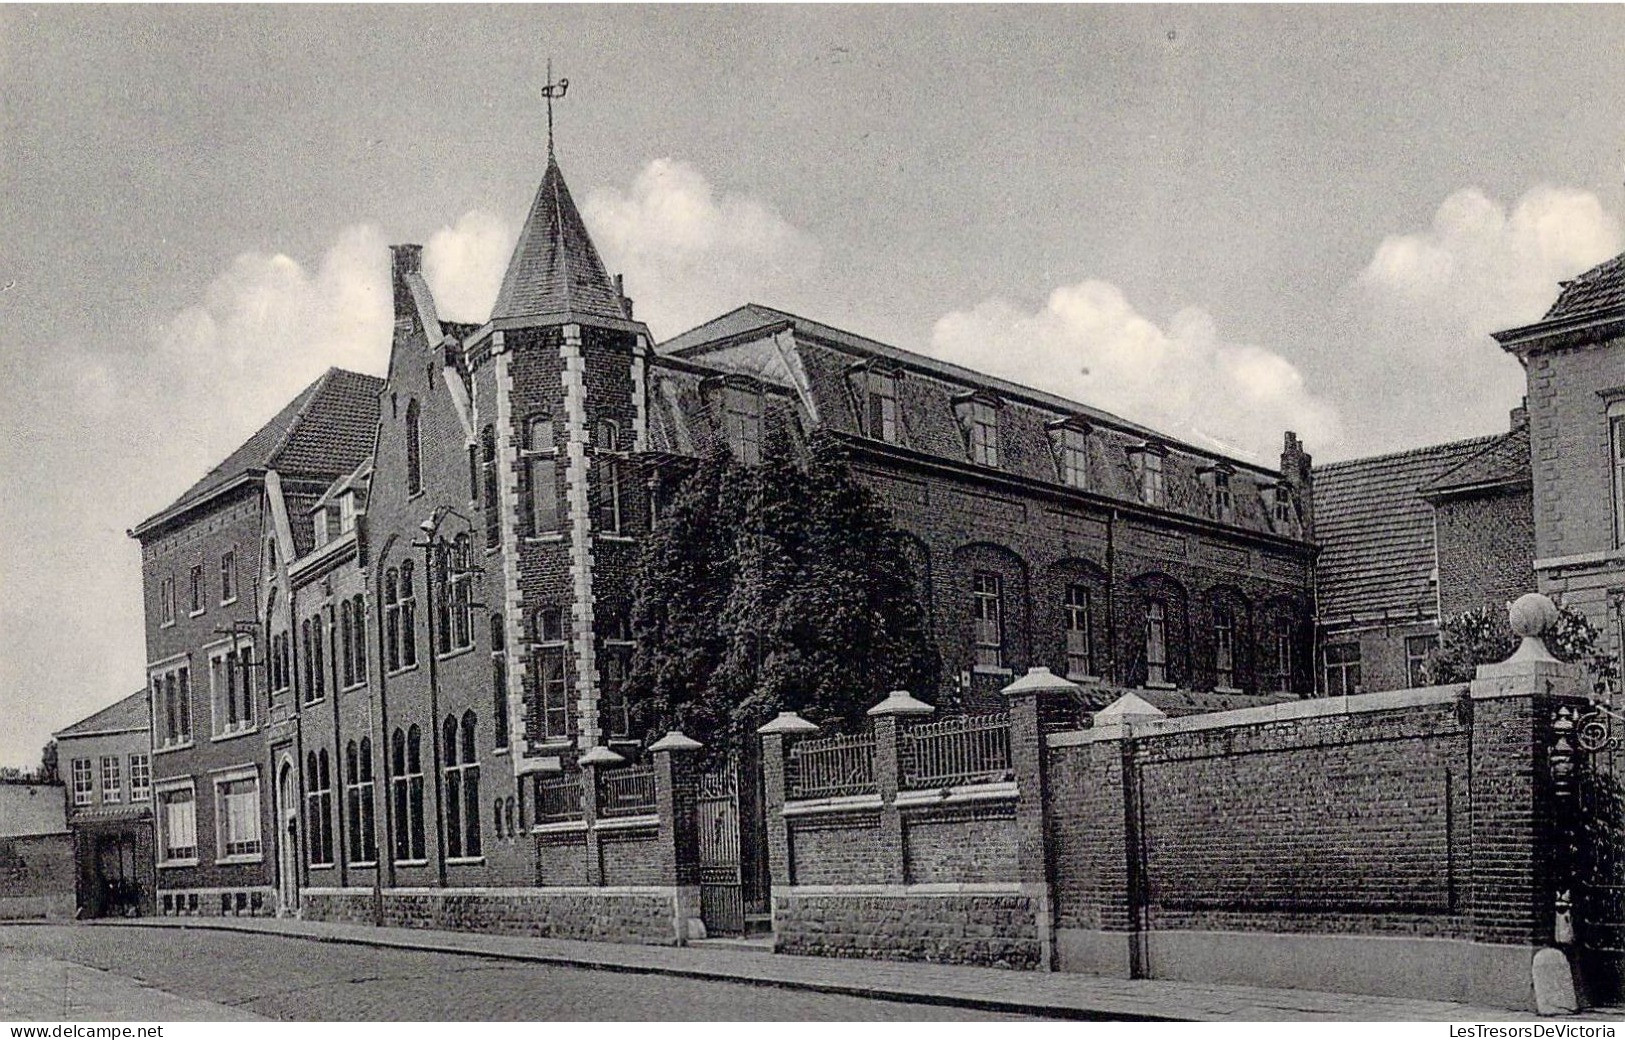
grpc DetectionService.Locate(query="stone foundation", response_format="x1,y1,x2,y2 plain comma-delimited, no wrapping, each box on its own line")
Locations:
301,886,681,945
773,888,1040,969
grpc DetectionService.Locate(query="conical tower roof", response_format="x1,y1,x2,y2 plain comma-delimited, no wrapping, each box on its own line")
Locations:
491,154,627,323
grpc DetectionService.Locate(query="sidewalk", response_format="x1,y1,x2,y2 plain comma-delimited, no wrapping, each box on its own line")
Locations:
0,949,265,1022
94,915,1622,1022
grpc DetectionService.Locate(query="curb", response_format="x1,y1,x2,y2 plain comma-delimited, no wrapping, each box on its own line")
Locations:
88,918,1173,1021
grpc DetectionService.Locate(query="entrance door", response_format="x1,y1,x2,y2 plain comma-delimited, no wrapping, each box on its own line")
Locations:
277,760,299,914
93,835,135,917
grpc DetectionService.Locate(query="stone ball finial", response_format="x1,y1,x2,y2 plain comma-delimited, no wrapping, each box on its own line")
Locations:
1509,593,1559,639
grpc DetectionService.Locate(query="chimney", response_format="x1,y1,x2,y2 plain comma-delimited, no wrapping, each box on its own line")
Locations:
615,273,634,320
1510,397,1529,432
391,244,423,324
1281,431,1315,541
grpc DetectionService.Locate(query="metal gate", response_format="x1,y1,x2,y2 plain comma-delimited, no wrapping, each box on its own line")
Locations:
695,755,771,938
1563,701,1625,1004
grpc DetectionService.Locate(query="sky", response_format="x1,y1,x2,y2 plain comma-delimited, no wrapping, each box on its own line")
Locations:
2,5,1623,770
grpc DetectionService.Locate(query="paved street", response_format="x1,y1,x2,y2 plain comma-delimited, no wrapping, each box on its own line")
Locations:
0,924,1036,1021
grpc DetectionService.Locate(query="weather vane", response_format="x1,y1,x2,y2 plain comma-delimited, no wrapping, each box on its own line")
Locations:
543,59,569,158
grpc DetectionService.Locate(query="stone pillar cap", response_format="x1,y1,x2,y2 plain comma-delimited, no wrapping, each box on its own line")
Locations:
867,690,936,716
757,711,819,735
578,745,627,766
1504,592,1561,664
1094,692,1167,723
1001,666,1082,698
649,730,703,752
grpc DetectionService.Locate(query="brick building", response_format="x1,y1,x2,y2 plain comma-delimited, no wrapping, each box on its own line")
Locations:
1495,251,1625,656
0,780,72,919
1313,408,1534,694
129,367,380,915
54,689,156,917
143,147,1315,915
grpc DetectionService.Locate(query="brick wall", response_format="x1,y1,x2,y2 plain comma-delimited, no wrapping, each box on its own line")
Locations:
0,833,74,919
773,892,1040,968
1435,488,1537,620
301,887,680,945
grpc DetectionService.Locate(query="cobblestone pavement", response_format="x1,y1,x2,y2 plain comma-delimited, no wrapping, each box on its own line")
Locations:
0,949,264,1021
0,924,1035,1021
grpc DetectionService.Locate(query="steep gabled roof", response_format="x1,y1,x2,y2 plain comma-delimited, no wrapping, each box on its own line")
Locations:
133,367,384,537
1543,252,1625,323
491,155,627,323
1420,424,1531,498
1314,436,1498,623
54,689,149,739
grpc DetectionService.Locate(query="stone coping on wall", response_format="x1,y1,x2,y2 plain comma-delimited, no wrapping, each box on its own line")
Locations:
777,882,1037,897
893,781,1018,808
782,793,884,817
303,885,677,897
1046,684,1466,747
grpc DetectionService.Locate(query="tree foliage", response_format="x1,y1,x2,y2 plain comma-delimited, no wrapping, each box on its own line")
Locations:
1427,602,1618,695
626,431,942,751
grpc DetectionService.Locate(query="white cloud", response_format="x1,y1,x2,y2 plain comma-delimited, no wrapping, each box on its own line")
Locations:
1339,185,1622,455
423,210,516,323
931,279,1340,461
583,158,818,339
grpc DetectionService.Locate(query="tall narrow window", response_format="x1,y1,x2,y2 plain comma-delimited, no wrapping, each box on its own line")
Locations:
350,594,367,683
600,610,633,740
722,386,763,465
1145,600,1169,686
189,565,204,615
596,420,623,534
1211,470,1233,521
400,561,418,669
346,737,377,864
405,726,426,859
405,399,422,495
1406,635,1437,688
483,425,500,549
100,756,121,803
450,535,473,651
530,458,560,536
468,443,479,502
220,550,237,604
385,569,401,671
491,614,509,749
1137,450,1166,507
72,759,93,806
971,571,1003,670
210,643,255,736
1214,609,1236,689
1056,426,1089,489
534,608,570,741
867,371,899,444
1613,415,1625,548
310,621,324,699
444,712,481,860
1270,615,1294,693
1064,585,1092,679
129,754,150,802
301,619,315,703
1324,642,1362,697
159,787,196,863
306,750,334,866
159,575,176,626
391,730,410,862
964,400,999,467
235,648,254,729
340,602,354,687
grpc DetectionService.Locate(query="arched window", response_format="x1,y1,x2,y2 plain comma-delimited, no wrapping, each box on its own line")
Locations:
443,712,481,859
443,715,463,858
461,711,481,858
404,726,425,860
350,594,367,682
301,620,314,702
384,568,401,672
482,426,499,549
491,613,509,749
340,601,354,688
405,399,422,495
450,535,472,651
493,797,506,840
400,561,418,669
505,796,516,840
390,729,409,862
306,749,334,867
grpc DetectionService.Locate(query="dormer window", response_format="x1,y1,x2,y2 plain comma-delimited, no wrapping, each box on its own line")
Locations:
722,385,763,466
1200,465,1234,522
339,492,357,534
1268,483,1295,528
1130,444,1167,507
313,510,330,549
848,363,902,445
1048,419,1091,489
954,393,1000,468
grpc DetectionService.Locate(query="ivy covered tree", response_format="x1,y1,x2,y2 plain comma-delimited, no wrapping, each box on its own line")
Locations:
626,430,942,752
1428,601,1618,695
